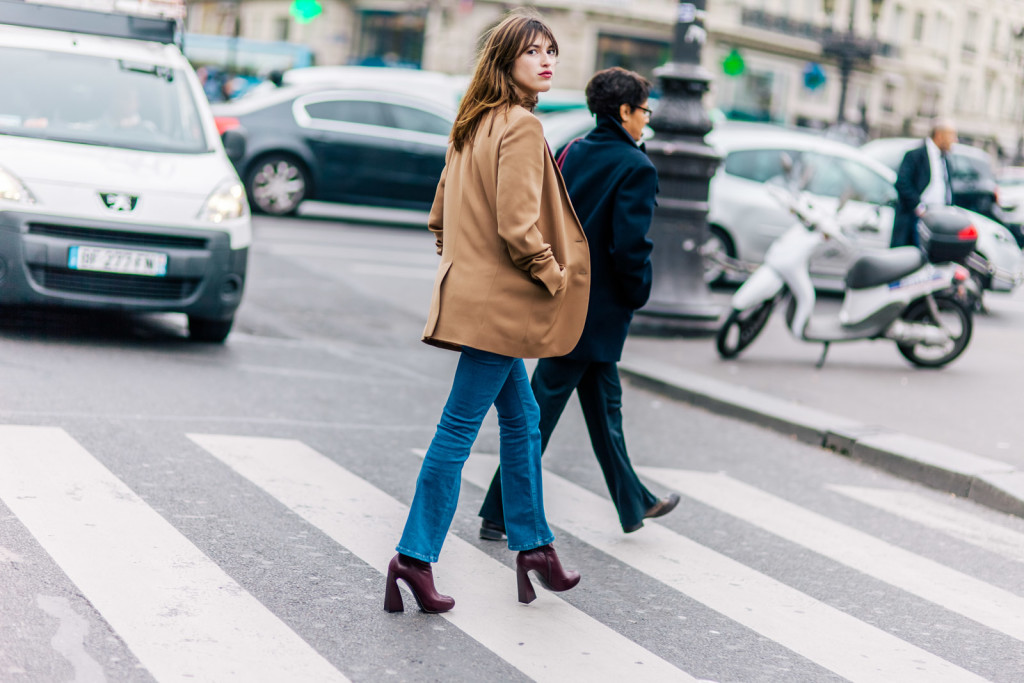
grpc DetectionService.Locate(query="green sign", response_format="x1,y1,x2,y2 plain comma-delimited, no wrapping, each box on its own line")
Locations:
722,48,745,77
290,0,322,24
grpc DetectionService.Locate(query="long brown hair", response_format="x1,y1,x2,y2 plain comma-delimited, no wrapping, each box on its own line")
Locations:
450,11,558,152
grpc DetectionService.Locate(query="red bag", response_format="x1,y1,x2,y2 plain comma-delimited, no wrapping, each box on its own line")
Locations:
555,137,581,170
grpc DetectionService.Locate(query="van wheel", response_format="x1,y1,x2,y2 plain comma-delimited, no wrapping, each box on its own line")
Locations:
189,315,234,343
246,155,308,216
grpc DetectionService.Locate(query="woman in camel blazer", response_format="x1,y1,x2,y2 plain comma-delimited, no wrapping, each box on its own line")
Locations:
384,11,590,615
421,105,590,357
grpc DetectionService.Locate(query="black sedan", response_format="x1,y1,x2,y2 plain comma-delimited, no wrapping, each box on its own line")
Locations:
211,85,454,215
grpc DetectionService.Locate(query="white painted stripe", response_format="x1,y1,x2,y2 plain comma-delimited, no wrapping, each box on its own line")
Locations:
0,426,348,683
641,468,1024,643
189,434,693,683
455,454,985,683
829,485,1024,564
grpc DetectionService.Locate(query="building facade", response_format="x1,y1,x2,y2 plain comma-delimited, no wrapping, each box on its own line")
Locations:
186,0,1024,158
707,0,1024,159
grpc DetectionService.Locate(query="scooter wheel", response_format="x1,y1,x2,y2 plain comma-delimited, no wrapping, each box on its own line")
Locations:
716,301,774,359
896,296,973,368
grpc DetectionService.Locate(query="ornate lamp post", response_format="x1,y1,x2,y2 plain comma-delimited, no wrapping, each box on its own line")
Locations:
821,0,884,125
632,0,722,335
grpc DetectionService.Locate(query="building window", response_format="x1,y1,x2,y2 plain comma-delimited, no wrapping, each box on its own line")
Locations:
955,75,971,112
916,86,937,118
888,5,904,43
721,69,776,122
934,14,950,50
355,11,426,68
963,11,978,58
912,11,925,43
274,17,289,42
595,34,670,84
882,83,896,113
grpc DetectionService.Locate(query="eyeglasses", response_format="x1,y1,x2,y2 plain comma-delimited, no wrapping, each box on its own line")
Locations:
635,105,653,118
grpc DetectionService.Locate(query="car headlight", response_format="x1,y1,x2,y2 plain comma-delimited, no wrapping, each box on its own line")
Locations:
199,179,248,223
0,166,36,204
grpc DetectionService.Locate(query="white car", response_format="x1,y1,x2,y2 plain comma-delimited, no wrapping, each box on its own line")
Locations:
997,166,1024,246
0,0,250,342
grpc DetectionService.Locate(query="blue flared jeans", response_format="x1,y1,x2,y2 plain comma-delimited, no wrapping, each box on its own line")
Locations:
397,347,555,562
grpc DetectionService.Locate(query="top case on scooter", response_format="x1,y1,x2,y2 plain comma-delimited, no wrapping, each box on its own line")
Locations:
844,248,926,289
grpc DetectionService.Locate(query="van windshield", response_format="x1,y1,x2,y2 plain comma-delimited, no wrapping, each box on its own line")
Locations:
0,46,210,154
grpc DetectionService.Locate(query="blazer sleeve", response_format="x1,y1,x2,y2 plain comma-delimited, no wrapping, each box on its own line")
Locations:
496,113,563,296
427,146,452,254
894,148,925,213
610,162,657,310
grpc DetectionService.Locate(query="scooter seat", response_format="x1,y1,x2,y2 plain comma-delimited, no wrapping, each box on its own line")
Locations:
844,247,927,290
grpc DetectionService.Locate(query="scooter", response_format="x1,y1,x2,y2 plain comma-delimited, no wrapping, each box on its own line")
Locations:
715,183,976,368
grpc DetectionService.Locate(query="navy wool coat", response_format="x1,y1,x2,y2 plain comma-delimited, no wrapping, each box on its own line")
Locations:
559,115,658,362
892,144,931,248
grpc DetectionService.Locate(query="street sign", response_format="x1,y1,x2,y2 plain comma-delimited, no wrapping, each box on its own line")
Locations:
289,0,321,24
722,48,745,77
803,62,826,90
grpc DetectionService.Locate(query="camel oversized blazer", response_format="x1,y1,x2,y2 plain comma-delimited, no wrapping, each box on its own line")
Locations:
422,105,591,358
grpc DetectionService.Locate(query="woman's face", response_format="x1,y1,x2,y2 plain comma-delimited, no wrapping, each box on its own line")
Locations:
620,100,650,143
511,35,556,99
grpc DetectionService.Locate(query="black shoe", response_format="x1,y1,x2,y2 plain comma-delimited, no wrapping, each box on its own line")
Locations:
479,519,506,541
623,494,681,534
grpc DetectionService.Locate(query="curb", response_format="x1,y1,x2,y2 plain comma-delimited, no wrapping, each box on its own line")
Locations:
619,355,1024,520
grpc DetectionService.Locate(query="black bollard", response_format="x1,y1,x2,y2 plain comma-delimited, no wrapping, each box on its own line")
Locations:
632,0,723,336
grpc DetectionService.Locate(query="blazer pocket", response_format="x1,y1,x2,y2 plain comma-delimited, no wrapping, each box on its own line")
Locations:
424,260,453,337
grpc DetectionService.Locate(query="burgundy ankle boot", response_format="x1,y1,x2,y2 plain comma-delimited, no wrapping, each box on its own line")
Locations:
515,544,580,604
383,553,455,614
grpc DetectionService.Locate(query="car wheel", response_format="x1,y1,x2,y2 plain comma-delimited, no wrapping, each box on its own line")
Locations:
246,155,308,216
703,226,735,286
188,315,234,343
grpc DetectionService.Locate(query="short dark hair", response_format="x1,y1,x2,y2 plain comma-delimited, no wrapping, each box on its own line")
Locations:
585,67,652,119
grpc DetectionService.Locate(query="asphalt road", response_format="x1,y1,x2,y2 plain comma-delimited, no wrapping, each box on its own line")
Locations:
1,213,1023,682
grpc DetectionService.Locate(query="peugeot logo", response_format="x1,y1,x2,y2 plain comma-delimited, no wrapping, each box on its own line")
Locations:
99,192,139,212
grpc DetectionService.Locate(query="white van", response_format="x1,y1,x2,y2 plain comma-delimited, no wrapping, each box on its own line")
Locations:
0,0,250,342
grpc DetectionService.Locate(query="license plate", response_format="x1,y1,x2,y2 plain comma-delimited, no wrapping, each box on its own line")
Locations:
68,246,168,277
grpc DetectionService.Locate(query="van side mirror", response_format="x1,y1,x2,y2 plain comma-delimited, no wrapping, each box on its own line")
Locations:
222,129,246,164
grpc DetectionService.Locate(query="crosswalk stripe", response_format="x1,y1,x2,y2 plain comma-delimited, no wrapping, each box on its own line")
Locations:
828,485,1024,564
454,453,986,683
189,434,694,682
0,426,349,683
641,468,1024,643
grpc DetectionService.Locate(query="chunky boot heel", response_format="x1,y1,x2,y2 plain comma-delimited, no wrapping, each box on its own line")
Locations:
383,554,455,614
383,568,405,613
516,564,538,604
515,544,579,604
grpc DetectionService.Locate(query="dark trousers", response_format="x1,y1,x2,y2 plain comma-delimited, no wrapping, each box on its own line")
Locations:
478,357,658,531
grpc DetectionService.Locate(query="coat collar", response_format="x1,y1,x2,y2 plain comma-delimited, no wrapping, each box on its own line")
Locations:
588,114,642,149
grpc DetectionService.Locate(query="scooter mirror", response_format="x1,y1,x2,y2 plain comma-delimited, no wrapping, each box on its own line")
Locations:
780,152,794,173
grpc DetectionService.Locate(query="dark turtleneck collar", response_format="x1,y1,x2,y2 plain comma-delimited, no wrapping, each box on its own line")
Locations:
590,113,643,151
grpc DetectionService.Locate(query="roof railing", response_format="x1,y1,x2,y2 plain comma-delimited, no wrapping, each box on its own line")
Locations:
0,0,183,44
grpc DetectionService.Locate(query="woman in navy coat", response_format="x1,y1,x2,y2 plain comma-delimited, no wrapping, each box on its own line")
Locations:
478,67,679,537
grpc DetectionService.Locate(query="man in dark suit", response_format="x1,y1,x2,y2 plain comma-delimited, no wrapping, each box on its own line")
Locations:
477,67,679,539
891,119,957,247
